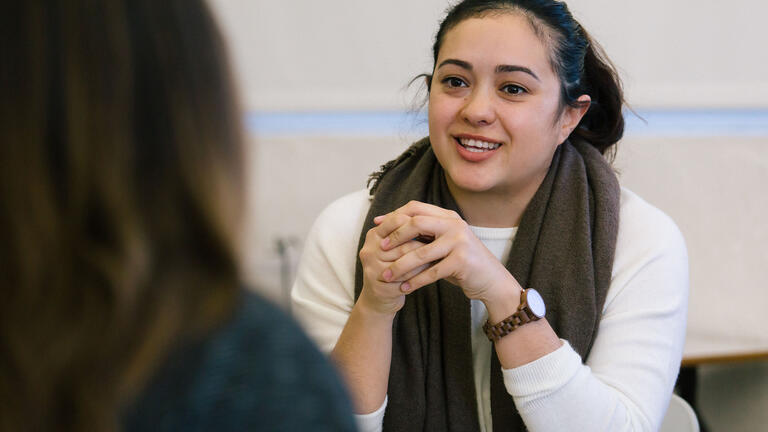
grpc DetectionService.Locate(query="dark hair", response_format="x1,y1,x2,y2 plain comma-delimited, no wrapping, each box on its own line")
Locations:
0,1,243,430
427,0,625,155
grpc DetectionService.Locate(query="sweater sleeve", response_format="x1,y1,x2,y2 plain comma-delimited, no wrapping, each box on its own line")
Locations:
501,188,689,432
291,189,370,353
290,189,387,431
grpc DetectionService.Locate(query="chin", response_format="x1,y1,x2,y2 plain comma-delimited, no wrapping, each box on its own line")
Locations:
449,175,499,194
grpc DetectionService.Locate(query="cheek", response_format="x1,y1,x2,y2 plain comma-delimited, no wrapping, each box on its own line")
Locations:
428,93,461,128
500,112,560,156
522,101,564,142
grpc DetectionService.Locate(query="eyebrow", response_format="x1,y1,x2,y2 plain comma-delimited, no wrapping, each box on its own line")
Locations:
437,58,540,82
496,64,540,81
437,59,472,70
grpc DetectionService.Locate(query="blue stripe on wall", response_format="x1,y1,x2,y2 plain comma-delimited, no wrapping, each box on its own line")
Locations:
246,109,768,137
245,111,427,136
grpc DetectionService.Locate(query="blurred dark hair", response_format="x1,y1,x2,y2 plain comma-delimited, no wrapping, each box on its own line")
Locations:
426,0,625,156
0,1,244,430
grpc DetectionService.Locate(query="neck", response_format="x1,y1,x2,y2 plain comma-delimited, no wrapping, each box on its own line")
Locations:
445,174,544,228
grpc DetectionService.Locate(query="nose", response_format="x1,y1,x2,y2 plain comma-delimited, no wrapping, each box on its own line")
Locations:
461,87,496,126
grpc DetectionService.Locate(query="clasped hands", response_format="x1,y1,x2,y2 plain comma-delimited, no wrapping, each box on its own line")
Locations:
357,200,522,317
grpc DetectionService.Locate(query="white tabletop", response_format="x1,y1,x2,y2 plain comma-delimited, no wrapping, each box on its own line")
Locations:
682,329,768,366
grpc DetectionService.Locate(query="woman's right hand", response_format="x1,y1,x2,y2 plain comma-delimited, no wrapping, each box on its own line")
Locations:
357,223,429,317
335,216,429,416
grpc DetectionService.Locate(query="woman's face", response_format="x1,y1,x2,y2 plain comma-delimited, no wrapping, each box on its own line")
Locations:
428,13,588,199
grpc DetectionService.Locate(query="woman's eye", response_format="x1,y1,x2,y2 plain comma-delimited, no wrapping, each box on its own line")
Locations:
443,77,468,88
501,84,526,95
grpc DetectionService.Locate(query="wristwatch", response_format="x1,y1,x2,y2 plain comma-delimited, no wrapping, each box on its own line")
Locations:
483,288,546,342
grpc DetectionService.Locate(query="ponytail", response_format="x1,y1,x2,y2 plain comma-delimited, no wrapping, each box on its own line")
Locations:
569,31,625,156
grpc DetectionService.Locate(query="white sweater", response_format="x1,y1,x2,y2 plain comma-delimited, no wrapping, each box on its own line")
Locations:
291,187,688,432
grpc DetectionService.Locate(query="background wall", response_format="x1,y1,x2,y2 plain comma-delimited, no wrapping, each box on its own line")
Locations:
211,0,768,111
209,1,767,430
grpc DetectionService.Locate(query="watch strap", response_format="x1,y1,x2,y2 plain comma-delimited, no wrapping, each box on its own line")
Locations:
483,309,534,341
482,289,541,342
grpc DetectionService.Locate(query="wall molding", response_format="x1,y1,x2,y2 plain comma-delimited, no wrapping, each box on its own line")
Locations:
246,109,768,138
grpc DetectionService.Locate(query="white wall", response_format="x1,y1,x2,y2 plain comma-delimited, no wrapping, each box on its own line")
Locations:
211,0,768,111
614,136,768,342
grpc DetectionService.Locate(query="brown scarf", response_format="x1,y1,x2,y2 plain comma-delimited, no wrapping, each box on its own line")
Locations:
354,137,619,431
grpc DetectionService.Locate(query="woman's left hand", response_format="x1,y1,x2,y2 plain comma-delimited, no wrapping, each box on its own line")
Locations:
374,200,522,304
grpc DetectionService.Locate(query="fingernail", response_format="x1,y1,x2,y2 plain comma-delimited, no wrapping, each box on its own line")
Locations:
373,215,384,224
401,282,410,292
382,269,392,282
380,237,389,248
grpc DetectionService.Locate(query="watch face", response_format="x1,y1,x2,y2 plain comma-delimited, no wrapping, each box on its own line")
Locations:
526,289,546,318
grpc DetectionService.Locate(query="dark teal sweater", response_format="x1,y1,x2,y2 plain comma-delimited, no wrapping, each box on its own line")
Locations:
122,291,356,431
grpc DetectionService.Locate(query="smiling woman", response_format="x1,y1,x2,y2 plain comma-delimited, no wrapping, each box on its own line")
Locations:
291,1,688,431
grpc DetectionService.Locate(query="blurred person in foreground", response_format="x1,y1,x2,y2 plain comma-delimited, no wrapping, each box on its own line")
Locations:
0,1,356,431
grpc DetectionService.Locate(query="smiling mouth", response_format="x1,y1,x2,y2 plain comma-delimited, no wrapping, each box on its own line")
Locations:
456,137,502,153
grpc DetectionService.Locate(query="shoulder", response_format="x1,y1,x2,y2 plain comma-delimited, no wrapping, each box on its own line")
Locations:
616,187,687,260
230,291,326,354
123,291,356,431
301,188,371,278
608,187,689,307
310,188,371,242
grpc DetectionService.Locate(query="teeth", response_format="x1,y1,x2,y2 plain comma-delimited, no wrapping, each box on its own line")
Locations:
459,138,501,151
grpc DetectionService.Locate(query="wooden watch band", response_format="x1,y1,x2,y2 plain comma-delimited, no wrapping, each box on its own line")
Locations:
483,308,535,341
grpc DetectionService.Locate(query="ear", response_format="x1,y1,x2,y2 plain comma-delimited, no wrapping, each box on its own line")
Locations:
557,94,591,143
